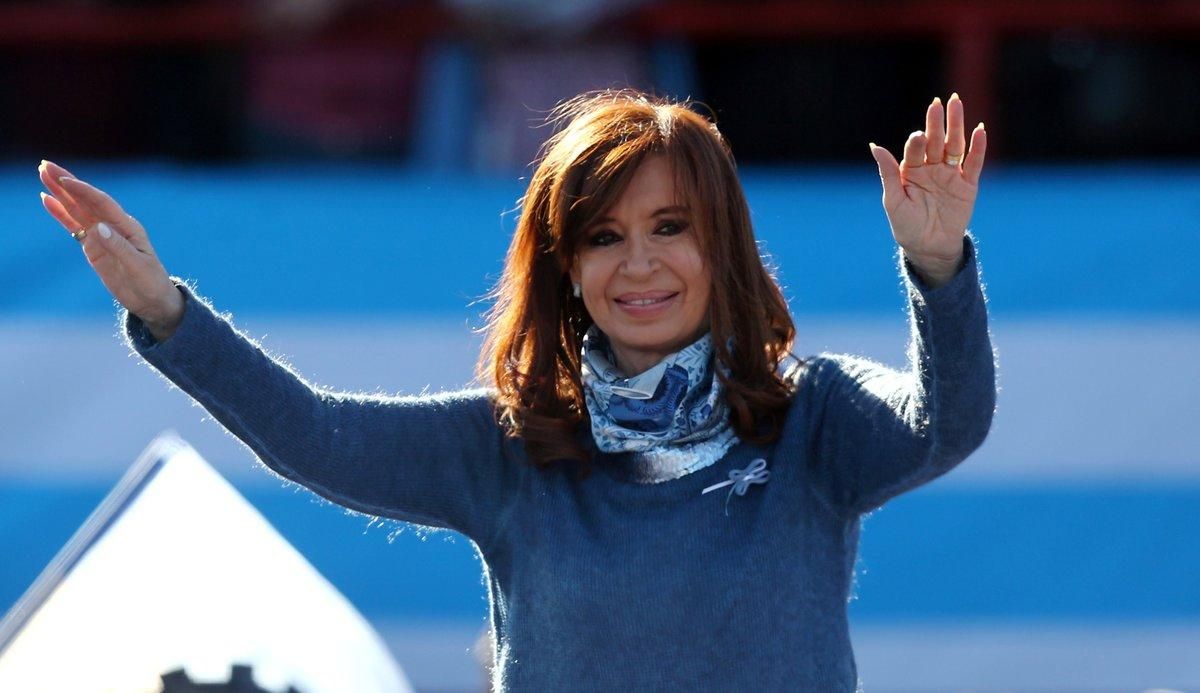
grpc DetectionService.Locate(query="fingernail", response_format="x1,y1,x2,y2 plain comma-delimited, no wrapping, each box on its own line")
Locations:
932,97,942,106
98,222,112,239
58,176,75,185
39,191,48,201
951,92,960,101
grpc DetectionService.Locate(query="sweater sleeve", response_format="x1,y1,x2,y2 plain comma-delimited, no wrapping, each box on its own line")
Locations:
120,278,522,548
805,235,996,516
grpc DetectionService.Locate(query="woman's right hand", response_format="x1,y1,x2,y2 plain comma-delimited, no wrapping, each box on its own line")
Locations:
38,160,185,341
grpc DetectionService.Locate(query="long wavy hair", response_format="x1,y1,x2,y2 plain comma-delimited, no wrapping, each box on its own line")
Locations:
478,89,797,475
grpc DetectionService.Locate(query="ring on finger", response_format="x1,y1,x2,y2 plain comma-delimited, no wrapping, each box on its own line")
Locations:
71,227,88,242
945,153,963,166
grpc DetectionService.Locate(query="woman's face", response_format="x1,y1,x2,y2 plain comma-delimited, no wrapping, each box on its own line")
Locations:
570,155,711,376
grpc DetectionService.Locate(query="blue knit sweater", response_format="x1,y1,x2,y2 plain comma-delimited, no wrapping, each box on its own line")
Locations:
122,237,995,692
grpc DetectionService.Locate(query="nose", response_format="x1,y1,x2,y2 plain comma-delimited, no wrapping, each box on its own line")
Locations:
619,235,659,278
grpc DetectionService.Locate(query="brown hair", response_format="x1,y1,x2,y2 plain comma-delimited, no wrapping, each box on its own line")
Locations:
478,89,797,475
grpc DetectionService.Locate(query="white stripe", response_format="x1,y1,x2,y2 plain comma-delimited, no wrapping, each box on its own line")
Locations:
853,621,1200,691
371,619,1200,692
2,317,1197,482
0,317,481,481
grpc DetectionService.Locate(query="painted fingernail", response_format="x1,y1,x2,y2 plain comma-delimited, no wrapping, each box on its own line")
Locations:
98,222,112,239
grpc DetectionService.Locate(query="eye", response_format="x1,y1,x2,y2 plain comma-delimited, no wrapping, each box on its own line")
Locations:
656,220,689,236
587,229,620,247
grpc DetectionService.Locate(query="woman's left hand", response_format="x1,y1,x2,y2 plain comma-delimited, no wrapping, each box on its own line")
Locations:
870,93,987,288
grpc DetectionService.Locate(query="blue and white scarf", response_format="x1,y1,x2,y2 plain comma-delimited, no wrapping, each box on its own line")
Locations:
580,326,740,483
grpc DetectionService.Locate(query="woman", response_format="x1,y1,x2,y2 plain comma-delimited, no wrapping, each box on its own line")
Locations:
37,89,994,691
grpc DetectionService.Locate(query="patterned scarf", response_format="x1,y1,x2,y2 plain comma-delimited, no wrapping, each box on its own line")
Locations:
580,326,740,483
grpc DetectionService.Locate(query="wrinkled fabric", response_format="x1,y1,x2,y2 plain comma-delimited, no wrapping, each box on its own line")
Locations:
580,326,739,482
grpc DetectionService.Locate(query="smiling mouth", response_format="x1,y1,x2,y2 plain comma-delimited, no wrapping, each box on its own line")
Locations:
616,292,678,306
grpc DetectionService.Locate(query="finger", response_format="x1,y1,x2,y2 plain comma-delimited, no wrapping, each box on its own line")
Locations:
946,93,967,163
924,97,945,164
901,130,927,169
88,220,144,267
38,161,91,224
39,164,104,234
40,192,84,235
55,176,151,250
870,143,905,211
962,123,987,185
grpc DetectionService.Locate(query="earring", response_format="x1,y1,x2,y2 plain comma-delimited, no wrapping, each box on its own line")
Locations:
572,283,582,298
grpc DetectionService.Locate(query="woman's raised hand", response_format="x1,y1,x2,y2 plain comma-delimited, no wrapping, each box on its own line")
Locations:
38,160,185,340
869,93,987,288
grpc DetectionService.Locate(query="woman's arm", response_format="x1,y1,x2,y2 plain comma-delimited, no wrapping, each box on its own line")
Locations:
37,160,520,549
806,235,995,516
121,279,522,547
805,93,995,516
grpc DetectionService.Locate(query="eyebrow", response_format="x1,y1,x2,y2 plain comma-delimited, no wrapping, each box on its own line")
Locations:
591,205,690,225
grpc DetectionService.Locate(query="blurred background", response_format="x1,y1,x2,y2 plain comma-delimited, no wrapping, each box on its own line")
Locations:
1,0,1198,691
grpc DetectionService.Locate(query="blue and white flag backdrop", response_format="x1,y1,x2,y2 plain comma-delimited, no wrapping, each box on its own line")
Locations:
1,164,1197,691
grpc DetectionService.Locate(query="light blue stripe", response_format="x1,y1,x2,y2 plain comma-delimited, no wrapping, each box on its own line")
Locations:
5,164,1198,317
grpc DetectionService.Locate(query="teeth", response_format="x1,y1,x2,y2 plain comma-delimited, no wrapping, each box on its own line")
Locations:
625,296,670,306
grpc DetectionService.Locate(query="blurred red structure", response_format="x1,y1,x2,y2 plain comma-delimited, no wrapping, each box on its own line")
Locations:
629,0,1200,151
3,0,1200,133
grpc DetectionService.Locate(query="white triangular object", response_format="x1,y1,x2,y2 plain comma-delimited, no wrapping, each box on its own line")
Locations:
0,432,412,693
